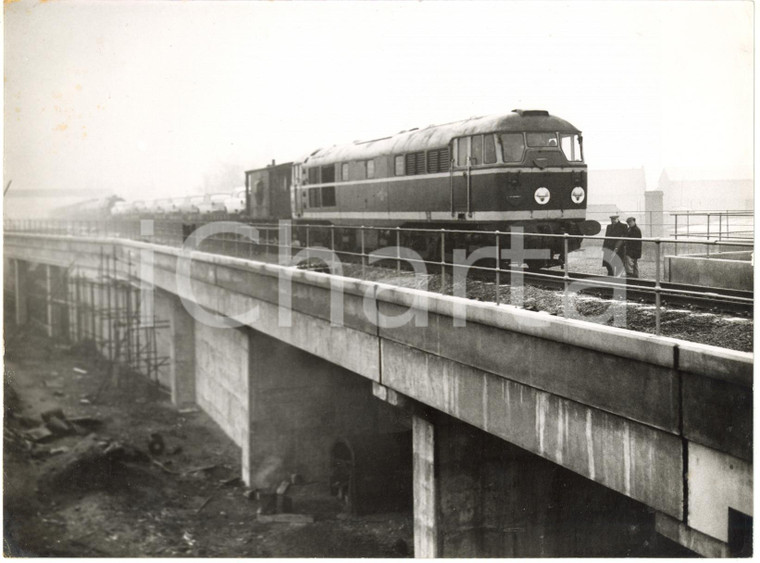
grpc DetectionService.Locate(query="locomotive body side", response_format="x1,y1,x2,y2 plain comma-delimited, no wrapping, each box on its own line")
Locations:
294,110,593,238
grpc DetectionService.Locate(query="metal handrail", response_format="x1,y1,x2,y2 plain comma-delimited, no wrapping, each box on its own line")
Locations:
5,218,753,338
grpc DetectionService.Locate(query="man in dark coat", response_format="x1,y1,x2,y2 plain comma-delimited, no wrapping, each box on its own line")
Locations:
624,217,642,278
602,215,627,276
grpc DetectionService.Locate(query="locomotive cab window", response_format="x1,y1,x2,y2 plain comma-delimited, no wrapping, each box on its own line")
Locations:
453,137,469,167
341,163,349,181
500,133,525,163
484,134,496,164
471,135,483,165
366,159,375,179
560,133,583,162
526,132,559,147
454,135,494,166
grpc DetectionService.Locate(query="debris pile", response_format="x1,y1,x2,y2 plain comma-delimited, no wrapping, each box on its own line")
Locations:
243,474,315,525
38,433,149,492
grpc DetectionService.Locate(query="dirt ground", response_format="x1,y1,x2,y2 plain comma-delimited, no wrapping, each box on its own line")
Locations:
3,323,413,558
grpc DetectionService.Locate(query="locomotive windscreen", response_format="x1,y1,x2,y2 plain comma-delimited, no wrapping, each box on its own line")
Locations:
526,132,559,147
560,134,583,162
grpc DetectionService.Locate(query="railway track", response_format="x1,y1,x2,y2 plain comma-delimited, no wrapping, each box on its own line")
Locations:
529,269,753,316
188,231,753,317
12,218,751,317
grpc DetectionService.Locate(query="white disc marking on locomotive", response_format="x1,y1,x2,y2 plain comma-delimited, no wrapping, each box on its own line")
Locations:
534,187,551,205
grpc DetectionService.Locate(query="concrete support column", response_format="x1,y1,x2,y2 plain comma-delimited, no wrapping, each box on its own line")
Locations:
45,264,54,337
169,295,196,408
416,411,684,558
14,259,29,326
193,322,250,483
413,414,439,558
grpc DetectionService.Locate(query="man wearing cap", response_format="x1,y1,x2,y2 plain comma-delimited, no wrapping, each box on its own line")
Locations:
624,217,642,278
602,215,627,276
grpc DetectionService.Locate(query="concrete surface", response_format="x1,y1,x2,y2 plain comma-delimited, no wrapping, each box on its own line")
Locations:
666,254,753,291
655,512,730,557
383,340,684,518
687,442,752,543
428,411,682,557
194,322,250,464
412,415,438,558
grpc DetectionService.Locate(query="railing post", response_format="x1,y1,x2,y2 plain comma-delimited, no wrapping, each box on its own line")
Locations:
305,225,310,263
706,213,711,239
655,239,661,336
495,231,501,306
674,214,678,240
330,225,336,271
440,229,446,294
563,233,570,318
719,213,723,241
247,224,254,259
396,227,401,273
360,226,366,277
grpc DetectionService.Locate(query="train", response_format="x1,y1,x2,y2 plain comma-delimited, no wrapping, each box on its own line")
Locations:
75,109,601,267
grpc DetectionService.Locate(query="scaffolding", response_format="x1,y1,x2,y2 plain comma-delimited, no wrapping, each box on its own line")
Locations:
67,247,170,389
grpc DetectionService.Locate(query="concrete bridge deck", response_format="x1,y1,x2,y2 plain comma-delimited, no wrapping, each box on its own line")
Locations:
4,232,753,557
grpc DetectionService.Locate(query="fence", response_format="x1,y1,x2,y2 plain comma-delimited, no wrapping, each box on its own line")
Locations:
5,218,753,337
671,210,754,241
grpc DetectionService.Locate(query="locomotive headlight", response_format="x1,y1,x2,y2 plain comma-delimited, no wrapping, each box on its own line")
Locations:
571,186,586,204
534,187,551,205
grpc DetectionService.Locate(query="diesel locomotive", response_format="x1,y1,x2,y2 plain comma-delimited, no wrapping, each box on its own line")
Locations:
106,109,599,267
243,109,599,265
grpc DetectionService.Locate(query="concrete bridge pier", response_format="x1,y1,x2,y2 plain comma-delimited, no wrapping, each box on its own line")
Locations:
184,312,406,489
412,410,687,558
245,330,404,488
154,289,196,407
12,258,29,326
9,259,66,338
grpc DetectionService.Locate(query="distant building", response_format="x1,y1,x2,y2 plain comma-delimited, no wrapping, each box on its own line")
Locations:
585,169,677,236
658,168,753,211
587,168,647,213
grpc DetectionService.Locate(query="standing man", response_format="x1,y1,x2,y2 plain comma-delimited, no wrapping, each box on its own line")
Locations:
624,217,642,278
602,215,627,276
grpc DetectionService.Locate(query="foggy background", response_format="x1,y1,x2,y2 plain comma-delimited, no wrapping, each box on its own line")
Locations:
3,1,753,218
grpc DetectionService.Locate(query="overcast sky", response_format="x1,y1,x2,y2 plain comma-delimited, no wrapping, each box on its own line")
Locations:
3,0,753,213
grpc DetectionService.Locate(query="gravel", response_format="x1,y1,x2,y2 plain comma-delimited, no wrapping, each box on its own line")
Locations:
341,264,753,353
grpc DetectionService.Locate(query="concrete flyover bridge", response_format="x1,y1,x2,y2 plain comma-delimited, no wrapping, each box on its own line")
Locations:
4,231,753,557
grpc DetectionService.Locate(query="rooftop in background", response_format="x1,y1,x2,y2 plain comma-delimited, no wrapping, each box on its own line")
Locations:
659,168,753,212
